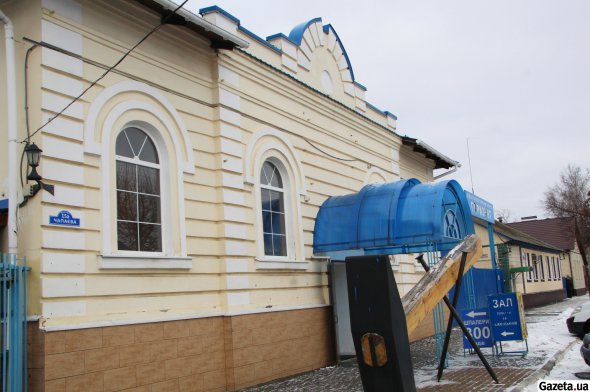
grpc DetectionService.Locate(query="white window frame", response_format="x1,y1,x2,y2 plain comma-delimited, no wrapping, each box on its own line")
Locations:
255,157,297,263
99,118,191,270
115,127,164,255
85,82,194,269
532,254,539,281
244,129,307,270
526,253,532,282
259,160,289,258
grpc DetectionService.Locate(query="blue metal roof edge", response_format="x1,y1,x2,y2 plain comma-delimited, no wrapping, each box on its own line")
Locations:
199,6,282,54
199,9,404,132
288,17,323,45
266,32,297,46
354,81,367,91
366,102,399,123
321,23,355,82
384,111,398,120
199,5,240,25
238,25,282,54
0,198,8,211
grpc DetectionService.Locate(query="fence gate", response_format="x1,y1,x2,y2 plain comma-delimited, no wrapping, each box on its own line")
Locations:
1,253,29,392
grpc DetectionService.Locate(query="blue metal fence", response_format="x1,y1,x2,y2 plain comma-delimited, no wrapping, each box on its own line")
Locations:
1,253,29,392
450,267,504,310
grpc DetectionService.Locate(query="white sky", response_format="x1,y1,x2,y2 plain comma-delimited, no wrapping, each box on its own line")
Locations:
182,1,590,221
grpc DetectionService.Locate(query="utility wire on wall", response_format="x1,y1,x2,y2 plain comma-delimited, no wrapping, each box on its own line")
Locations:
22,0,190,143
24,37,393,173
24,38,374,169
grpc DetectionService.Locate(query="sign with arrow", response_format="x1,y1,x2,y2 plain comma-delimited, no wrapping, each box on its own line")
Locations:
460,307,493,349
488,293,524,342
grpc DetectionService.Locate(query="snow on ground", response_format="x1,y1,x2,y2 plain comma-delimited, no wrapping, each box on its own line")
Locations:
414,369,457,388
521,342,590,392
436,295,588,374
514,295,590,391
524,296,588,361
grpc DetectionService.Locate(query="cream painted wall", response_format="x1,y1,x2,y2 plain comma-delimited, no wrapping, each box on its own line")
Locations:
568,241,586,291
400,146,436,183
3,0,444,330
514,247,563,295
0,0,44,313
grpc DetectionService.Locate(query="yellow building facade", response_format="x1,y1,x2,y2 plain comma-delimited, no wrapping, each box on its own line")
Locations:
474,218,575,308
0,1,462,390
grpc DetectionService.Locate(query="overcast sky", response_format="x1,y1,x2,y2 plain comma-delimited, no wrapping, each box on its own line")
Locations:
182,0,590,221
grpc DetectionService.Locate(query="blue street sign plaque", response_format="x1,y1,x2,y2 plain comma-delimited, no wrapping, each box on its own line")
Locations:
461,307,493,349
49,210,80,227
488,293,523,342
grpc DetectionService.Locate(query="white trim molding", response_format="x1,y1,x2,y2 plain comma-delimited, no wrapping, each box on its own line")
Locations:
244,129,307,269
99,105,189,264
99,255,192,270
364,167,388,185
243,128,307,196
84,80,195,174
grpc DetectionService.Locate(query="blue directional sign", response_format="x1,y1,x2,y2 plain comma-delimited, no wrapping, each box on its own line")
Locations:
465,191,494,223
49,210,80,227
461,307,493,349
488,293,523,342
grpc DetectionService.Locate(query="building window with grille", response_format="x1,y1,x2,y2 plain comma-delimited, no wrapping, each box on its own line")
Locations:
532,254,539,281
526,253,532,282
115,127,162,252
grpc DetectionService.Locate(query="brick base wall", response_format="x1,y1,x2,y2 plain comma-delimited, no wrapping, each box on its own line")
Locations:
27,307,335,392
522,289,566,308
575,288,587,296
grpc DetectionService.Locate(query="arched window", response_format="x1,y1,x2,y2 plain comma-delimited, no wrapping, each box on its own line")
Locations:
115,127,162,252
260,161,287,257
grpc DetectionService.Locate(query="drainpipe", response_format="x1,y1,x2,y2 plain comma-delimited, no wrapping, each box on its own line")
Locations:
433,166,459,180
1,10,18,255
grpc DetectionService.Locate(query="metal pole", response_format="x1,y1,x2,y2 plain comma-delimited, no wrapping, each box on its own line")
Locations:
417,255,499,384
432,253,467,381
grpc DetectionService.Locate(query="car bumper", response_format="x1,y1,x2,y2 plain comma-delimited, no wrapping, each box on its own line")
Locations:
568,316,585,336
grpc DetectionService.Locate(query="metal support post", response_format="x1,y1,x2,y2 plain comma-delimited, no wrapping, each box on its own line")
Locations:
416,254,499,384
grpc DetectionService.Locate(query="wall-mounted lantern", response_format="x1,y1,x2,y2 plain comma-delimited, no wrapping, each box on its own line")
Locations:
24,142,54,196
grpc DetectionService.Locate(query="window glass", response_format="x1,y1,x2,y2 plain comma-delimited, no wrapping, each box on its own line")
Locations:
526,253,532,282
138,166,160,195
260,161,287,257
116,128,162,252
116,161,136,191
116,134,134,158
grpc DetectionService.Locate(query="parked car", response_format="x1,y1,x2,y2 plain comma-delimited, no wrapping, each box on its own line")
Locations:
567,302,590,338
581,333,590,366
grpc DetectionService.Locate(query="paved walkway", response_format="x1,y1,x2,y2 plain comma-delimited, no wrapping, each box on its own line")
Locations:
239,296,588,391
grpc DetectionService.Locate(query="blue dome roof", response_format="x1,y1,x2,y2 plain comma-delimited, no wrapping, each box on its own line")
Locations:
313,179,474,255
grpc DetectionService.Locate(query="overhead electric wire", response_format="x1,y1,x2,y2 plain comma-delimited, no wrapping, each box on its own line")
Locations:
25,39,374,168
23,0,190,143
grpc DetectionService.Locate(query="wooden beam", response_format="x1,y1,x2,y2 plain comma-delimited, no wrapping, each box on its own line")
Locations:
402,234,483,335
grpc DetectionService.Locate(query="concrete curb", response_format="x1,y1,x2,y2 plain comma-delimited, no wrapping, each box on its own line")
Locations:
510,338,580,392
